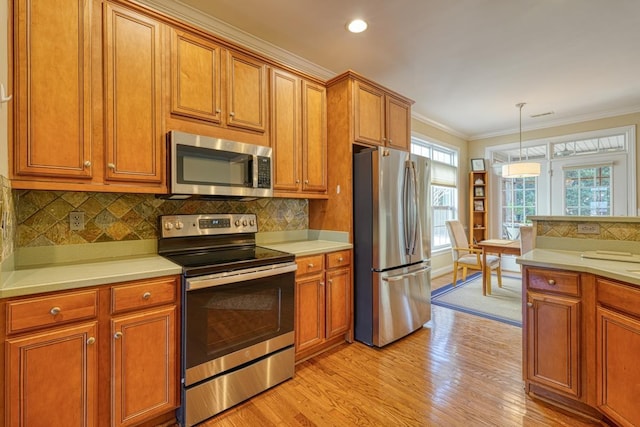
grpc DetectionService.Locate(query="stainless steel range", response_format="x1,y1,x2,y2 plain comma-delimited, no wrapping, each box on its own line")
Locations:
158,213,296,426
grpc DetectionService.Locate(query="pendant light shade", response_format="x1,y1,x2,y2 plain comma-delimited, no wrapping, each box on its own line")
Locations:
502,103,540,178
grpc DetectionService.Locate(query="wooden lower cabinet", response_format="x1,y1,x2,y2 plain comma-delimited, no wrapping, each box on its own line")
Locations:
596,278,640,426
6,322,98,426
294,249,352,362
2,276,180,427
112,306,177,427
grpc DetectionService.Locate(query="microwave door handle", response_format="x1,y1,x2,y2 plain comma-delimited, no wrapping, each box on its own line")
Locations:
252,154,258,188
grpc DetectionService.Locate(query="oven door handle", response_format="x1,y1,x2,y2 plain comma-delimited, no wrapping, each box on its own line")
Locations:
186,262,298,291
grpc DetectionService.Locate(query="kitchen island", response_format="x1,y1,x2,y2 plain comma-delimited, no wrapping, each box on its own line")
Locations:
517,216,640,426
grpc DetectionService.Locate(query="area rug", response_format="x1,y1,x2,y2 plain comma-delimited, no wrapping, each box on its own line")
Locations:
431,273,522,327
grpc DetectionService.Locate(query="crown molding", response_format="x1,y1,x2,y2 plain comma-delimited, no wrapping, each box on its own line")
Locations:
411,111,469,140
469,104,640,141
133,0,336,80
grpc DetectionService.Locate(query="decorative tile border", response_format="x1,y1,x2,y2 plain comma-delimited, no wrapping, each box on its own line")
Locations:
15,190,308,247
1,176,16,261
536,220,640,241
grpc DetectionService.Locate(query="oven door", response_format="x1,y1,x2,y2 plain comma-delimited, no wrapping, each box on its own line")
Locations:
183,262,296,386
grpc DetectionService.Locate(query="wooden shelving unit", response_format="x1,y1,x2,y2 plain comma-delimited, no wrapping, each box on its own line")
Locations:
469,171,488,244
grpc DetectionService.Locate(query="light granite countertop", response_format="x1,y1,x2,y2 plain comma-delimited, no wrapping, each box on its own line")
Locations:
261,240,352,256
517,248,640,286
0,231,352,299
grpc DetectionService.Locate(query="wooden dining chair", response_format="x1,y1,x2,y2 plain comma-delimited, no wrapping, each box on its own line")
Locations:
445,220,502,288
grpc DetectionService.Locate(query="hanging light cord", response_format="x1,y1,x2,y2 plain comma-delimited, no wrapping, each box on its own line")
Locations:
516,102,525,161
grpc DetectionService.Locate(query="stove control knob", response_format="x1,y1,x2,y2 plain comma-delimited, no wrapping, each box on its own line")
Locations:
175,221,184,230
235,219,241,227
250,219,255,226
242,220,248,226
164,222,174,230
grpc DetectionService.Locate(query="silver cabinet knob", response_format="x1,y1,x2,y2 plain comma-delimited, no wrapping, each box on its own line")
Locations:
296,179,300,183
328,279,333,285
304,180,309,184
84,160,91,167
50,306,61,316
86,337,96,345
142,292,151,300
114,332,123,339
308,263,314,268
547,279,556,286
229,111,235,117
215,108,221,113
527,302,533,307
338,257,344,262
107,163,116,169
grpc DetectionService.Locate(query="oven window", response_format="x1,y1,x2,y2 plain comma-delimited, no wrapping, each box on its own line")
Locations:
185,272,294,370
177,144,251,187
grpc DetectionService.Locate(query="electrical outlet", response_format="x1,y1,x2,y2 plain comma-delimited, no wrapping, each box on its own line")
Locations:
69,212,85,231
577,223,600,234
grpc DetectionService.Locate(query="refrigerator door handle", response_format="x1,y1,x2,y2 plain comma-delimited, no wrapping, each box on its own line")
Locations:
382,265,432,282
402,161,411,255
405,160,419,255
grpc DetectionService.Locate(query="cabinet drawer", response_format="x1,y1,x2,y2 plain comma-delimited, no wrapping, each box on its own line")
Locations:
7,290,98,334
111,276,178,314
326,250,351,269
597,277,640,319
296,254,324,276
526,268,580,297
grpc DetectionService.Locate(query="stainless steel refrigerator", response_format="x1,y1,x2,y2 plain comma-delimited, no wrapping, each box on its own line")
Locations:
353,146,431,347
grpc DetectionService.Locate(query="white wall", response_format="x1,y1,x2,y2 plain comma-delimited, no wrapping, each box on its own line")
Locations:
1,0,8,177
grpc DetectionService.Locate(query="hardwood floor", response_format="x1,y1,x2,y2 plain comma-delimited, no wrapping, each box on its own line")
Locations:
204,272,598,427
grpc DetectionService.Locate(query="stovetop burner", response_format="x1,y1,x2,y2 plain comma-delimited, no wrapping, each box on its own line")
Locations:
157,213,295,277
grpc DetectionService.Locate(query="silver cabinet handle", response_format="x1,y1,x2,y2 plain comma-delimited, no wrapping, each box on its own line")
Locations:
107,163,116,169
114,332,123,339
142,292,151,300
86,337,96,345
84,160,91,167
50,306,61,316
547,279,556,286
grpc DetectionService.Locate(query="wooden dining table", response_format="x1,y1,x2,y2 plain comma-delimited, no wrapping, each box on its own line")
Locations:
476,239,521,295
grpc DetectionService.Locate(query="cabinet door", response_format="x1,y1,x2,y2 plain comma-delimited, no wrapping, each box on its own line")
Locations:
386,95,411,151
6,322,98,427
526,292,581,398
325,266,351,339
14,0,93,179
104,3,164,185
271,69,301,192
353,80,385,146
111,306,177,427
226,50,267,132
170,28,222,124
302,80,327,193
597,306,640,426
295,273,325,354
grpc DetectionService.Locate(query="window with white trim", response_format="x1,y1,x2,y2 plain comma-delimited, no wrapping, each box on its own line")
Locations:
412,137,458,251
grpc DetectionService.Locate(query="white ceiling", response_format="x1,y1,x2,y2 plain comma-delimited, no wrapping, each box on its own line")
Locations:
160,0,640,140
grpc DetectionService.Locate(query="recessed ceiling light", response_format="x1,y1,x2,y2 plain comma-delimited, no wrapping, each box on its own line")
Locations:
347,19,368,33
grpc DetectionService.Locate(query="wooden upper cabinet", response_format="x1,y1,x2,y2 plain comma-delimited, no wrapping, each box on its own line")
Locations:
351,76,412,151
271,68,301,192
271,68,327,198
170,28,222,124
301,80,327,193
353,80,385,146
103,3,164,185
13,0,93,179
226,50,267,133
386,95,411,151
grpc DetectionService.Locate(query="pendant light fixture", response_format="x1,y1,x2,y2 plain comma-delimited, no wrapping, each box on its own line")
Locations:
501,102,541,178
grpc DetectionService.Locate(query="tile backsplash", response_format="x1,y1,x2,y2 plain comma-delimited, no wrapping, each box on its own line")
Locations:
15,190,308,247
536,220,640,241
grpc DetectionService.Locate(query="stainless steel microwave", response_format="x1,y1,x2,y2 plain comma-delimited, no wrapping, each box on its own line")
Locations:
167,131,273,200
